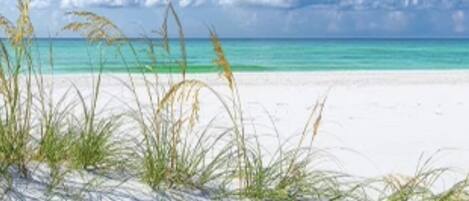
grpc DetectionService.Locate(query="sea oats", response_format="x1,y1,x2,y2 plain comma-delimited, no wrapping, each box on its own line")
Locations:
63,11,126,45
13,0,34,46
0,16,15,40
0,0,34,47
210,29,235,90
157,80,205,122
159,2,187,79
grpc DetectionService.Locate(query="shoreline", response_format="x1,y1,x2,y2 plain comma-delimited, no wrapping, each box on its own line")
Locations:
45,68,469,75
41,69,469,87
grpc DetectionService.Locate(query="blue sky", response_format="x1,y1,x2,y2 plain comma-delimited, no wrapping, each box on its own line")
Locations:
1,0,469,38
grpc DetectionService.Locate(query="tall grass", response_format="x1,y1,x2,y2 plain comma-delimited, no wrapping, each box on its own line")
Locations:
0,0,35,179
0,1,125,196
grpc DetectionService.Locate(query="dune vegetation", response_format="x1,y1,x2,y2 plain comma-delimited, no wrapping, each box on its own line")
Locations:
0,0,468,200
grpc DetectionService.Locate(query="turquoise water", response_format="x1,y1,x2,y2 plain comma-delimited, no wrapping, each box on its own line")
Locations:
21,39,469,73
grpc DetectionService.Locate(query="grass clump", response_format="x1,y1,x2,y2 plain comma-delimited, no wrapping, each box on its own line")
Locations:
66,59,122,171
0,0,35,178
364,153,469,201
236,146,343,200
68,116,120,171
129,71,232,190
37,122,70,167
35,78,74,169
138,117,231,190
228,98,360,200
62,11,125,171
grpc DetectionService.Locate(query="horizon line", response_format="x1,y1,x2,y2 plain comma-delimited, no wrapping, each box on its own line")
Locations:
4,36,469,40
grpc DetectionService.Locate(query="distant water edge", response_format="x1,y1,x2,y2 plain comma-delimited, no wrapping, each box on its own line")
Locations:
6,38,469,73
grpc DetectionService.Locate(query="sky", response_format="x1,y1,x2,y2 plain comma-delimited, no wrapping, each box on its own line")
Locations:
1,0,469,38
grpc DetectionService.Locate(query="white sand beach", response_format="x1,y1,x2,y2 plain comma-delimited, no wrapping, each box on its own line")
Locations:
9,70,469,200
49,70,469,181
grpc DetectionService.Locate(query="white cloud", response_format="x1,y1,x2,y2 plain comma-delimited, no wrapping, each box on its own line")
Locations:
142,0,162,7
385,11,409,32
60,0,156,8
452,10,465,33
326,11,343,32
31,0,52,9
218,0,301,8
178,0,206,7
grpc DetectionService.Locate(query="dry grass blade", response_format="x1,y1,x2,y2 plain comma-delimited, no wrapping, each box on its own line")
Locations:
0,41,11,95
63,11,126,45
13,0,34,46
158,19,170,54
0,0,34,46
158,2,187,78
312,96,327,142
156,79,206,128
0,16,15,40
276,96,328,191
210,29,235,90
298,95,328,149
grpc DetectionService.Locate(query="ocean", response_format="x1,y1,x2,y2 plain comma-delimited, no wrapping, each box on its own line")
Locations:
19,38,469,73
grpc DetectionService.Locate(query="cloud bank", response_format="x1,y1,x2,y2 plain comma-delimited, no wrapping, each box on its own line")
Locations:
0,0,465,37
55,0,469,9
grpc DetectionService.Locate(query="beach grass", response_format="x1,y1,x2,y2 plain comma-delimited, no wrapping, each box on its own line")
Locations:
0,0,468,200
